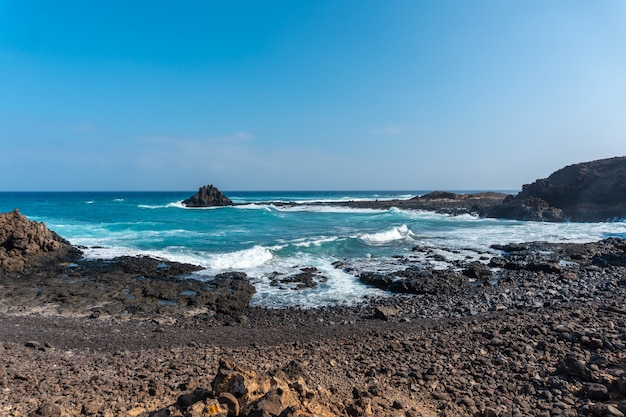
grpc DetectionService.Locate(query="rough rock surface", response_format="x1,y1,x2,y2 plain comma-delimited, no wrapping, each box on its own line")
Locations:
182,185,233,207
359,267,469,295
486,156,626,222
0,209,80,272
0,254,255,320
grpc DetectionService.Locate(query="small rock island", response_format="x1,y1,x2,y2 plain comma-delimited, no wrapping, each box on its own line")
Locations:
182,184,233,207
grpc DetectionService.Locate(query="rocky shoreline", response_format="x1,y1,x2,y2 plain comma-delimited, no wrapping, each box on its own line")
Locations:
2,272,626,417
2,209,626,416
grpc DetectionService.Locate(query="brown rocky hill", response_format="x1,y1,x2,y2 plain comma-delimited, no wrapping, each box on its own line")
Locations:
0,209,79,271
486,156,626,222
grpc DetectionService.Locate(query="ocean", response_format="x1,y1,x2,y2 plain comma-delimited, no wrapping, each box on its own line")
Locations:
2,191,625,308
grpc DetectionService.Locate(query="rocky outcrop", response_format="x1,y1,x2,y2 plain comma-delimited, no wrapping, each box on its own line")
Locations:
0,254,255,320
359,267,469,295
330,191,509,216
182,185,233,207
0,209,79,271
486,156,626,222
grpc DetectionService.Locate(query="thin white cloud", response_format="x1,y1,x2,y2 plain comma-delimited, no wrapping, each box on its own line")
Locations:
372,126,403,135
138,131,254,145
69,123,97,132
216,131,254,143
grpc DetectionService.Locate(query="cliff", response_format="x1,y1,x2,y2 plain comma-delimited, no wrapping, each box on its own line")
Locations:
486,156,626,222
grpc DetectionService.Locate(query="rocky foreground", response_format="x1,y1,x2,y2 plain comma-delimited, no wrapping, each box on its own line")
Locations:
2,264,626,417
2,212,626,416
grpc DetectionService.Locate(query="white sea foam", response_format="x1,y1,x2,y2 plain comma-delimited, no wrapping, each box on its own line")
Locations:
292,236,340,247
205,245,274,271
235,203,278,211
247,255,388,308
359,224,414,245
275,205,387,214
235,203,386,214
138,201,188,209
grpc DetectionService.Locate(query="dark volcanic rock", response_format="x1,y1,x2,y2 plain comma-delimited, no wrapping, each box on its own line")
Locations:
288,191,510,215
269,267,328,290
360,267,468,295
486,156,626,222
182,184,233,207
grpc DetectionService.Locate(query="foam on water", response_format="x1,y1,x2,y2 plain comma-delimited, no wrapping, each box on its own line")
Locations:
359,224,414,245
239,254,389,308
204,245,275,271
138,202,179,209
274,204,388,214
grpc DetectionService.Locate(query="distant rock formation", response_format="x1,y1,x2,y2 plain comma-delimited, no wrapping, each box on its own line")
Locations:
182,184,233,207
486,156,626,222
0,209,78,271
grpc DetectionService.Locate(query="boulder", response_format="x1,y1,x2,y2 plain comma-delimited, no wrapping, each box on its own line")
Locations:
486,156,626,222
183,185,233,207
210,358,338,417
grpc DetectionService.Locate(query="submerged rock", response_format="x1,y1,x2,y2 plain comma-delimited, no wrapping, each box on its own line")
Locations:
182,184,233,207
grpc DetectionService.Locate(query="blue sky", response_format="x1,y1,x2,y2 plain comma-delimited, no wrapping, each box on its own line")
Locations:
1,1,625,191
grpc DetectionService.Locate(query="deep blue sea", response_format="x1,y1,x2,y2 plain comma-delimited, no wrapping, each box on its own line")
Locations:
2,191,625,307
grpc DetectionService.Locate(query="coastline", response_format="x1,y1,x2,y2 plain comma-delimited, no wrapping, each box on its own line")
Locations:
2,183,626,416
2,238,626,416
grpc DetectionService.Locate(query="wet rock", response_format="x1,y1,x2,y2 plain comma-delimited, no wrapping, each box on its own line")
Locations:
463,261,493,282
360,267,468,295
269,267,327,290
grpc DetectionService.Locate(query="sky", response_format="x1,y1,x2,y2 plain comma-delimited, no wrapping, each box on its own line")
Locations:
1,1,625,191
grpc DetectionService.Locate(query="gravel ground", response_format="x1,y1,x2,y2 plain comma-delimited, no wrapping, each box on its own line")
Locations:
2,239,626,417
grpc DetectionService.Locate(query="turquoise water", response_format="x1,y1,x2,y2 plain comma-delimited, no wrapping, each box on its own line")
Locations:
2,191,625,307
